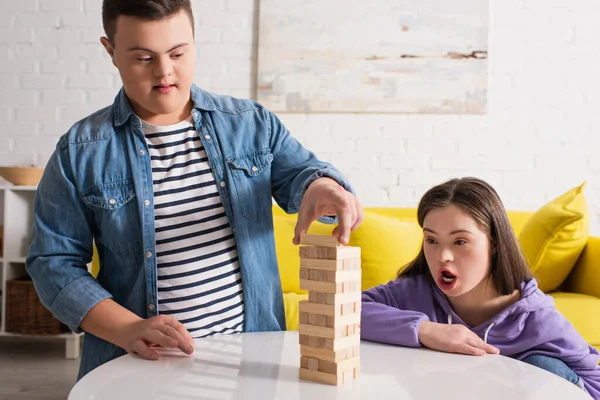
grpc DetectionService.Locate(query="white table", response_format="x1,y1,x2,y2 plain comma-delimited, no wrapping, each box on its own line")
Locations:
69,331,589,400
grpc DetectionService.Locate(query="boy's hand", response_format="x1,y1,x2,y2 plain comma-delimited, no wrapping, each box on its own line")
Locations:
119,315,195,360
294,177,363,245
418,321,500,356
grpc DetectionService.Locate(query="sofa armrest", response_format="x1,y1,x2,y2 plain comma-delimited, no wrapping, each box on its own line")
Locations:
563,236,600,298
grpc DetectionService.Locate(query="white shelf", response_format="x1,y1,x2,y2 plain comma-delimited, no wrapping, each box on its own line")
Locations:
0,186,83,359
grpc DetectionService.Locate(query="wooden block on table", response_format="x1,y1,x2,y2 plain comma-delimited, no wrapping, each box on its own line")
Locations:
299,309,361,329
299,246,361,260
301,355,360,375
299,233,341,248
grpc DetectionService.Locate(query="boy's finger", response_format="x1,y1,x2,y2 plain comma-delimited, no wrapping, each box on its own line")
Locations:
133,339,159,360
164,316,194,344
484,344,500,354
159,325,194,354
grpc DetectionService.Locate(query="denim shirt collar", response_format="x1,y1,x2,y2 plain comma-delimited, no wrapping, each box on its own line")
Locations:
113,84,217,127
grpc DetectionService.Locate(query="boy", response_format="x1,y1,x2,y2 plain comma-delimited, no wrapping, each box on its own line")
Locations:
26,0,363,380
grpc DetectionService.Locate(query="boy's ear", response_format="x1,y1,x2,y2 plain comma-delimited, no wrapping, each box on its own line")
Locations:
100,37,117,67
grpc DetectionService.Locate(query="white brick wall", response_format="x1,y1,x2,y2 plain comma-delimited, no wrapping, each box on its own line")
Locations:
1,0,599,234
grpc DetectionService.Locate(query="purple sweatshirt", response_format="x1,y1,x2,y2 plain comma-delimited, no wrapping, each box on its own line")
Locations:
361,275,600,398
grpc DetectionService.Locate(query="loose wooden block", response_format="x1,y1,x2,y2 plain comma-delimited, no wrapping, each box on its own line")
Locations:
299,233,341,248
299,323,361,340
299,302,361,328
299,246,361,260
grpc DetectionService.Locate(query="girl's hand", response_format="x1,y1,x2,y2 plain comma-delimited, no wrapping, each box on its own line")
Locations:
418,321,500,356
118,315,195,360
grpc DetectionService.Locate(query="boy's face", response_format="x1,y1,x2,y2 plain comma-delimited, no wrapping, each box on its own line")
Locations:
101,10,195,125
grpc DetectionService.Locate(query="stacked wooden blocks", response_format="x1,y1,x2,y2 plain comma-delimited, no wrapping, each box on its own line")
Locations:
297,233,362,385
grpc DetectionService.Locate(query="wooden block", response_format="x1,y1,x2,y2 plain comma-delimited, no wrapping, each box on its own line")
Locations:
342,303,354,315
298,324,345,339
306,313,328,327
308,291,361,306
299,311,308,324
299,233,341,248
299,246,361,260
342,258,360,270
299,368,341,386
300,269,361,285
301,333,360,351
317,355,360,375
299,300,336,317
300,346,354,363
300,279,342,294
300,356,320,371
300,258,343,271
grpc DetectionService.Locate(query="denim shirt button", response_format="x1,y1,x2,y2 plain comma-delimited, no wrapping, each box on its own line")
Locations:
148,304,155,311
204,134,211,140
145,251,152,258
144,200,150,206
139,149,146,155
219,181,226,188
109,199,116,205
251,166,258,172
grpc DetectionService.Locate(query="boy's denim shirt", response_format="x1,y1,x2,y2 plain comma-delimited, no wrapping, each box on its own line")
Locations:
26,84,353,380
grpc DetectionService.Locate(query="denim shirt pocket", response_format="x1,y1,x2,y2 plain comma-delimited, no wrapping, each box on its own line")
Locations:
81,179,142,259
227,150,274,223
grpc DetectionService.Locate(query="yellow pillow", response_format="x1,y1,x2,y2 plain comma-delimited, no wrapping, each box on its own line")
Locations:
518,182,589,293
347,211,423,290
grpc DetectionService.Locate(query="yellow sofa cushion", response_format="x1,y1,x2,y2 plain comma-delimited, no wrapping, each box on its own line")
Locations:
283,292,309,330
518,183,590,293
551,292,600,346
347,211,423,290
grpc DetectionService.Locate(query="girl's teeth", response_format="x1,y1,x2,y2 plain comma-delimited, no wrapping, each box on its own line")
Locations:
442,276,455,283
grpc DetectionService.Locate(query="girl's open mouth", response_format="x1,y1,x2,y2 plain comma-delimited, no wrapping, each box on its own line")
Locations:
438,269,457,291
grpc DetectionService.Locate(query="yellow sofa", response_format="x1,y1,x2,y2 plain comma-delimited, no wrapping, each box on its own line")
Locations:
273,206,600,353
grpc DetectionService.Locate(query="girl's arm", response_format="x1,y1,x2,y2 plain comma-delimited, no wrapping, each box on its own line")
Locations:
523,309,600,398
361,278,431,348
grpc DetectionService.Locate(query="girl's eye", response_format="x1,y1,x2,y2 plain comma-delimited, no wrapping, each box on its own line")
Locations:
171,53,183,58
455,239,467,246
425,238,437,244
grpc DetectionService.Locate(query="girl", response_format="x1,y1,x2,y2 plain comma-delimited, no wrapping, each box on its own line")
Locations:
361,177,600,398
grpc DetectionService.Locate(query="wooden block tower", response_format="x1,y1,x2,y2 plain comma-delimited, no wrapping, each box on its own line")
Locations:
297,233,362,385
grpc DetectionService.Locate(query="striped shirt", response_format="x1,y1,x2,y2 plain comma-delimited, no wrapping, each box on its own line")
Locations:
142,116,244,338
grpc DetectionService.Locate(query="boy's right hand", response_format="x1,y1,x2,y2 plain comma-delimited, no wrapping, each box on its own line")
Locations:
119,315,195,360
418,321,499,356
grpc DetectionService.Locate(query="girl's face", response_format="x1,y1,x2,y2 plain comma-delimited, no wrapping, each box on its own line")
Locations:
422,204,492,298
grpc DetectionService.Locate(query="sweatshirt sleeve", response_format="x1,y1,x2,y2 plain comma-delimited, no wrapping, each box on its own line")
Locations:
361,278,431,348
522,309,600,399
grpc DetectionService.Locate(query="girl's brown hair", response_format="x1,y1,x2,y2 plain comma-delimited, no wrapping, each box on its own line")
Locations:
398,177,532,295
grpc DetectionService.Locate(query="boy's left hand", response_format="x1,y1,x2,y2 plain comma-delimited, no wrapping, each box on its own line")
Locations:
294,178,363,246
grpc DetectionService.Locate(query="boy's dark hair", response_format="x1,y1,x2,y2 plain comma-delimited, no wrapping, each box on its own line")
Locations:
398,177,533,295
102,0,195,43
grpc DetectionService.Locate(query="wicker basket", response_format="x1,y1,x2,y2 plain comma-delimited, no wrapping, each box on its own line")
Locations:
6,278,69,335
